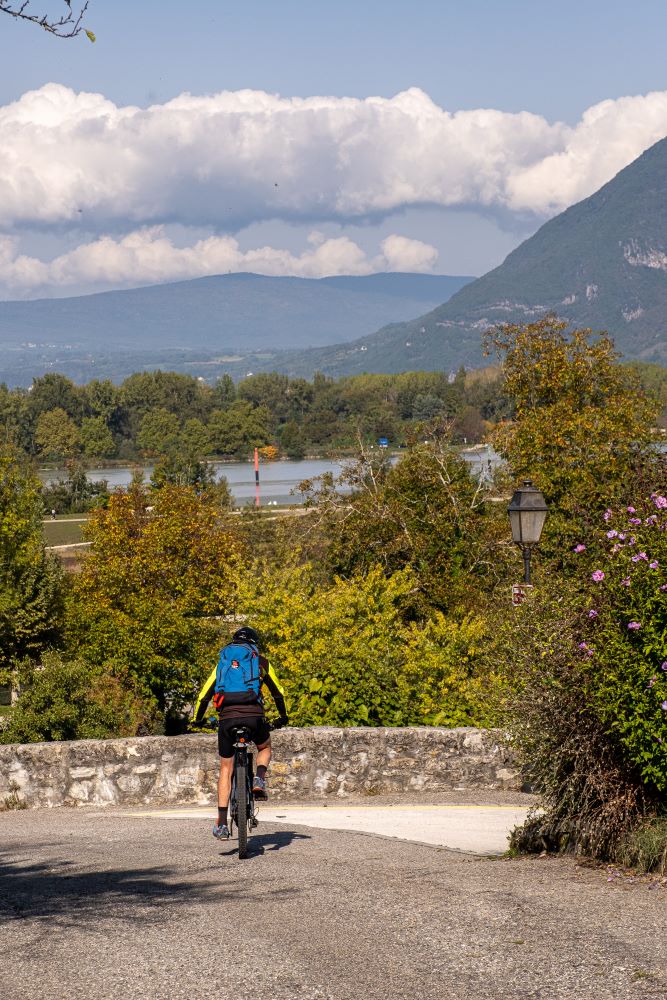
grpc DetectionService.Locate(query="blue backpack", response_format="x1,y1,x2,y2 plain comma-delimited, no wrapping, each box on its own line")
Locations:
214,641,262,705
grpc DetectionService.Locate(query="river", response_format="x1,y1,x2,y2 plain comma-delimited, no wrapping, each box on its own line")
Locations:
39,447,502,506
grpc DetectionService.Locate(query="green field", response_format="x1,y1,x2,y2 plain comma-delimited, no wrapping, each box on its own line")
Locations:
42,517,89,547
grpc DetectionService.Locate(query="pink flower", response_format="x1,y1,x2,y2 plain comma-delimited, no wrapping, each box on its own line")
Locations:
627,621,641,630
619,533,627,541
621,577,631,586
653,496,667,510
588,609,598,619
660,584,667,592
629,518,641,526
631,552,648,562
648,677,657,688
662,701,667,711
627,506,636,513
603,509,612,522
606,529,618,539
591,570,605,582
649,561,659,569
578,642,589,651
574,544,586,553
662,662,667,671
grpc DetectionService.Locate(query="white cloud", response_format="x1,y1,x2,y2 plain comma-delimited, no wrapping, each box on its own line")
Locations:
2,83,667,235
0,228,439,296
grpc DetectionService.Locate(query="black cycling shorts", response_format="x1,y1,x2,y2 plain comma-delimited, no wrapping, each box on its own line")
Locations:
218,716,271,758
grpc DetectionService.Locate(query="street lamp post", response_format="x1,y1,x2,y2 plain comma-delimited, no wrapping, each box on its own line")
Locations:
507,480,548,585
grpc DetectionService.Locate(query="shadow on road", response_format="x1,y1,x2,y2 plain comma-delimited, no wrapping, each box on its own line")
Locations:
0,853,224,926
219,829,311,858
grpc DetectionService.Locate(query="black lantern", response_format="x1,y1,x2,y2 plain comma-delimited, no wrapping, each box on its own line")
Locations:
507,480,548,584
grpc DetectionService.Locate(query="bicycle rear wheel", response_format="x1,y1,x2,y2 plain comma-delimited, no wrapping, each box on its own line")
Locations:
235,760,248,858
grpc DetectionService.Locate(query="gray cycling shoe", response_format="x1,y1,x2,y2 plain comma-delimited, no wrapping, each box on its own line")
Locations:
212,823,230,840
252,775,268,800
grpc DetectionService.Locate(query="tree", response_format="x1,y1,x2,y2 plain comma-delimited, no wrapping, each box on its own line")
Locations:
0,1,94,39
485,318,661,560
64,484,243,718
279,421,306,459
80,416,115,459
29,374,83,421
210,374,237,410
137,408,181,456
35,407,80,460
300,431,508,613
208,401,271,457
0,446,63,671
41,462,109,514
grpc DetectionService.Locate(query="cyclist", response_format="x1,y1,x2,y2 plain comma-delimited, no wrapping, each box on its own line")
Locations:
192,626,288,841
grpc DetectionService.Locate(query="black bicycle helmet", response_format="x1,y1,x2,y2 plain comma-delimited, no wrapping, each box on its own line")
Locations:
233,626,260,646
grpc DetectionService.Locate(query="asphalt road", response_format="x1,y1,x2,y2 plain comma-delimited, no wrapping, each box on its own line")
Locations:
131,803,532,854
1,807,666,1000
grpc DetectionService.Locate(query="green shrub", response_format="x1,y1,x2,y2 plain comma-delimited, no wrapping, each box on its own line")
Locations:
1,655,155,744
621,817,667,875
240,562,494,728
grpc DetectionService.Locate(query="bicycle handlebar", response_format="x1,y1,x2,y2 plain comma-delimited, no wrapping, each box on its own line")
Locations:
190,715,288,733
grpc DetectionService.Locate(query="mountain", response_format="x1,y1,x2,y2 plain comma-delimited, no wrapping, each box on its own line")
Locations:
280,135,667,377
0,272,473,386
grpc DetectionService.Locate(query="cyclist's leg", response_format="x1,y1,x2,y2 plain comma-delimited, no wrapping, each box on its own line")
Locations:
255,737,271,769
253,721,272,798
215,722,236,833
217,755,234,811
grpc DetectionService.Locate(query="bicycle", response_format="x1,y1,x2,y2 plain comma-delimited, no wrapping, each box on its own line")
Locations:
228,720,285,858
228,724,260,859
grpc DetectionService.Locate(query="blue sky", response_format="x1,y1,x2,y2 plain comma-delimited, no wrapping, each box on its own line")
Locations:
5,0,667,121
3,0,667,296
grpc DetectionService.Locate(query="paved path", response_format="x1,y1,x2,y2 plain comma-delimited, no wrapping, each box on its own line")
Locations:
1,806,666,1000
131,803,530,855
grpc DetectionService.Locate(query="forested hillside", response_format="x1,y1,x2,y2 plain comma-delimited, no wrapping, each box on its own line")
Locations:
0,272,473,387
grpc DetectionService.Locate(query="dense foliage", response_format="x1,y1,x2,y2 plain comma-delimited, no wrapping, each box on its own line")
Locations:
0,366,511,465
300,434,512,613
3,655,153,744
240,563,496,728
0,448,63,670
64,484,243,719
486,318,662,561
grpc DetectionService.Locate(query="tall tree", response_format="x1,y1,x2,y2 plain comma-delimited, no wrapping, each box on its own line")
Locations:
65,484,243,715
485,317,661,559
0,446,63,670
35,408,80,461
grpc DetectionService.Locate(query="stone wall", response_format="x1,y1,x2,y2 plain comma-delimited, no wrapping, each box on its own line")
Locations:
0,728,520,810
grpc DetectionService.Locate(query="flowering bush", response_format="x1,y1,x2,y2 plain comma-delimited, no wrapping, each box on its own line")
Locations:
575,492,667,793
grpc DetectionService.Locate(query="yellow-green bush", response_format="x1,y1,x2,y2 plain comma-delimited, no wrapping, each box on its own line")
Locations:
240,562,494,728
